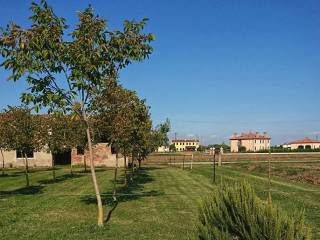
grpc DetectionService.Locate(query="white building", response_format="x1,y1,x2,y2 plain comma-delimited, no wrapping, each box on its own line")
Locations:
156,146,170,152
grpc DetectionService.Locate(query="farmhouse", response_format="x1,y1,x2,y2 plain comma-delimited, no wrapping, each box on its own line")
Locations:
1,150,52,168
230,132,271,152
283,137,320,150
1,143,123,168
172,139,200,151
71,143,124,167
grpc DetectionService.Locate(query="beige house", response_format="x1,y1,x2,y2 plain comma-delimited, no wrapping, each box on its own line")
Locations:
283,137,320,150
172,139,200,151
1,150,52,168
230,132,271,152
1,143,123,168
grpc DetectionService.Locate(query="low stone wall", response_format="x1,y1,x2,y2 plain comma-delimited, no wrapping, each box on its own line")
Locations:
145,152,320,164
71,143,124,167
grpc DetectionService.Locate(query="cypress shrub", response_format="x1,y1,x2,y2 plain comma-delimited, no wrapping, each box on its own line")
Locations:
196,181,311,240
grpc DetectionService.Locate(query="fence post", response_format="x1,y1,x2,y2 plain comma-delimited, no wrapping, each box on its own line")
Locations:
213,153,216,183
182,155,185,170
190,154,193,170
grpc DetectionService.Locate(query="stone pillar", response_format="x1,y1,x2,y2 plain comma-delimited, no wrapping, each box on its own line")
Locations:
218,147,223,166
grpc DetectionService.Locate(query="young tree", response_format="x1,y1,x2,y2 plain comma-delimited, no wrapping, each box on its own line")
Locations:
44,114,86,180
93,80,151,198
0,112,10,175
136,119,171,168
169,144,176,152
0,1,154,226
1,106,45,187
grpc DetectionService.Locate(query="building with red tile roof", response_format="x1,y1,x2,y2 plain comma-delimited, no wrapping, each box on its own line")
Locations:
230,132,271,152
283,137,320,150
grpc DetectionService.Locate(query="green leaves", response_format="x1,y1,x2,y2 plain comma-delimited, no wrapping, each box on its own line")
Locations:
0,1,154,116
197,181,312,240
0,106,46,154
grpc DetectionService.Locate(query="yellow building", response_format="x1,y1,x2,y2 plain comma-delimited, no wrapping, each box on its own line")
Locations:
230,132,271,152
172,139,200,151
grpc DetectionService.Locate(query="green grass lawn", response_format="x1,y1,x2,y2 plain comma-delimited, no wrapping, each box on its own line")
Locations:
0,163,320,239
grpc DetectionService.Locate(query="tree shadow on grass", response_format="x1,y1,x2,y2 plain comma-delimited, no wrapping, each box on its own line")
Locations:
0,185,44,199
38,173,83,185
0,171,27,178
80,166,164,222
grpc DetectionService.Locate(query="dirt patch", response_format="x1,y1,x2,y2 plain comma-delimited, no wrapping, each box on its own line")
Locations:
288,172,320,185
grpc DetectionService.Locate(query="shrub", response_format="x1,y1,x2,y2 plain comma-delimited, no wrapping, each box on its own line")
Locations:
196,181,311,240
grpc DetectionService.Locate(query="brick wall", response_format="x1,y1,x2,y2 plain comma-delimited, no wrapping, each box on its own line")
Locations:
71,143,124,167
145,152,320,164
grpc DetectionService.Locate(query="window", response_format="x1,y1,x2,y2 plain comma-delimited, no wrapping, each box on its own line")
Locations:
16,150,34,159
77,146,85,155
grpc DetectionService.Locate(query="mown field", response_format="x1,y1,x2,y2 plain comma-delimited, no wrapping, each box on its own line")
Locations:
1,162,320,239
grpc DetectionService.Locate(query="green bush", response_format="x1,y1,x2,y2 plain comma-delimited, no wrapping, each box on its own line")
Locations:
196,181,311,240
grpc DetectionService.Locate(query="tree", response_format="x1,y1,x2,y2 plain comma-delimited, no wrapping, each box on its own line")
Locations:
197,145,207,152
127,98,152,171
1,106,46,187
169,144,176,152
0,1,154,226
93,80,153,198
138,119,171,167
0,111,11,175
150,119,171,150
44,114,86,180
93,81,135,200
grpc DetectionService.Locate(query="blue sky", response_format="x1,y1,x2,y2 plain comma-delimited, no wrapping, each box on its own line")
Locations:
0,0,319,145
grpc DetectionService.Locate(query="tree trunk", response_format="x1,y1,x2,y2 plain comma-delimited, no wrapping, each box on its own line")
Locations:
52,153,56,181
138,159,141,169
124,153,127,185
24,153,30,187
268,149,272,204
113,151,119,202
70,163,73,175
84,155,87,172
1,149,4,176
130,152,134,182
83,112,104,226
